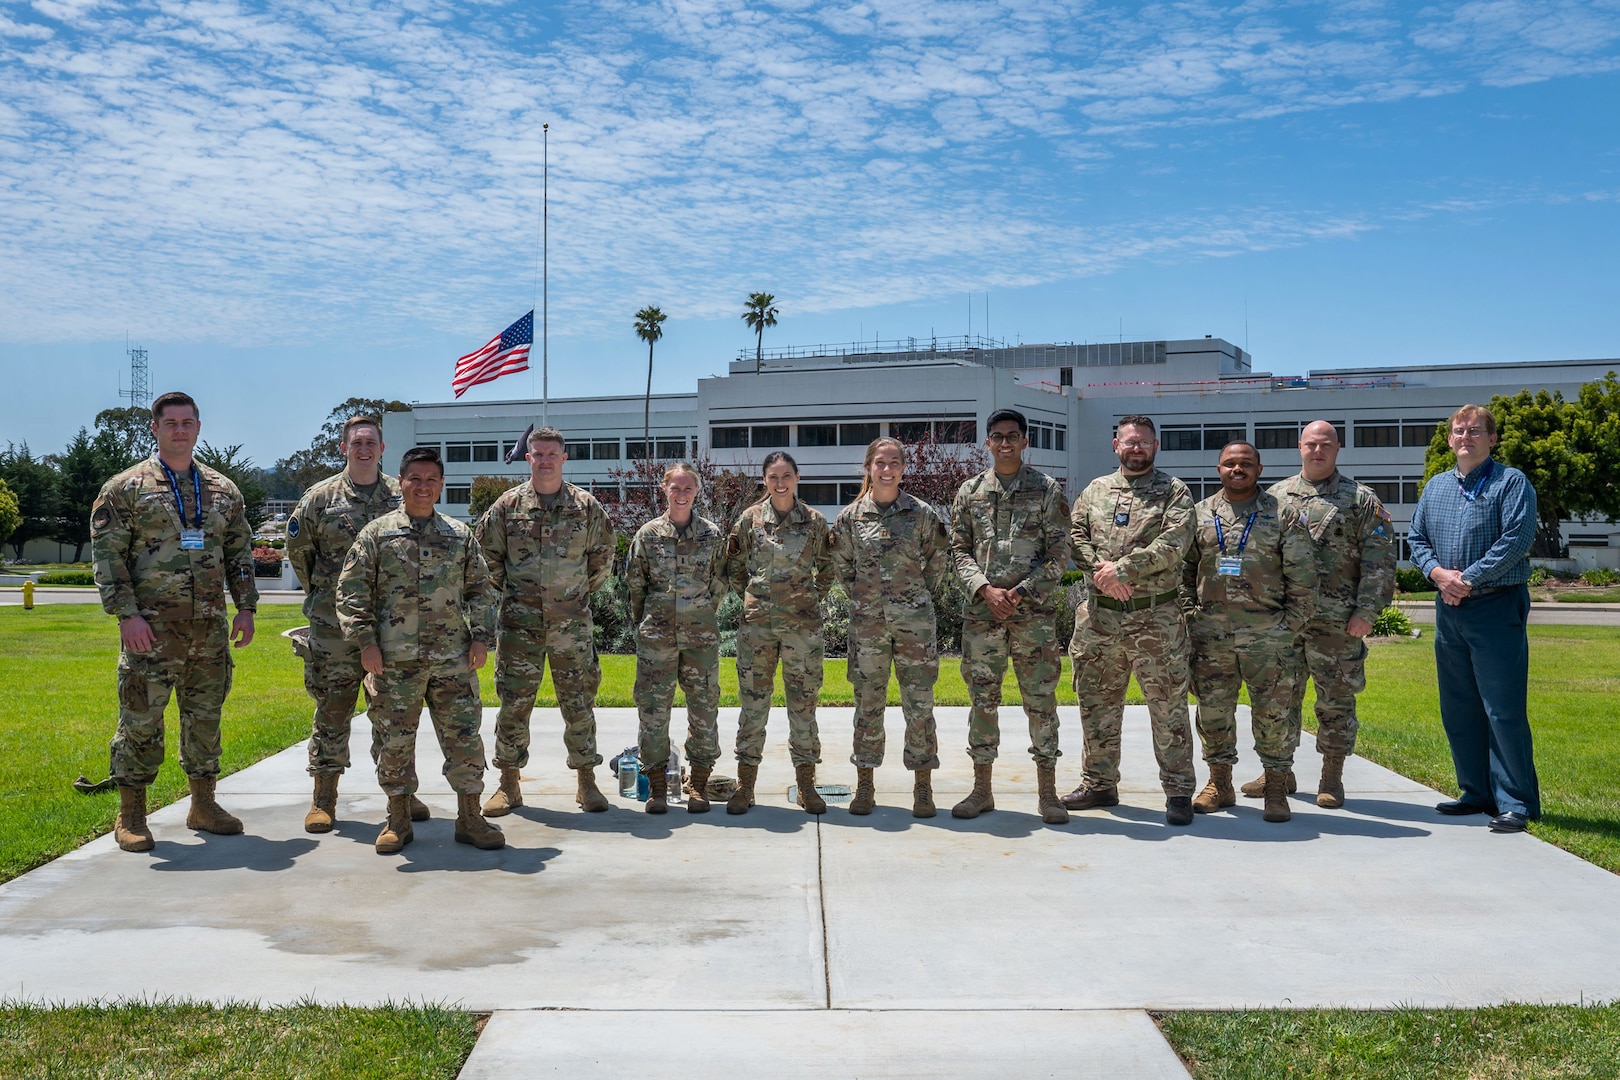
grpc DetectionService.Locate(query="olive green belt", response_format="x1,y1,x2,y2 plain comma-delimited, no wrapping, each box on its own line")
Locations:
1093,588,1180,612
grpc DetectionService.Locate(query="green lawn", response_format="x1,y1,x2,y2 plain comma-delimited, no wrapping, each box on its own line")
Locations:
0,1000,478,1079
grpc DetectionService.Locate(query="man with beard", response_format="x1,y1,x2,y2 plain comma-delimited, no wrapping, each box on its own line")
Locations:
1061,415,1199,825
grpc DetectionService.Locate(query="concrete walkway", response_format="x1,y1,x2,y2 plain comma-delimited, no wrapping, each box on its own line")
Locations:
3,707,1619,1078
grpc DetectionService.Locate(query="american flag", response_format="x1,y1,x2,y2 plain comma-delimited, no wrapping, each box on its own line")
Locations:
452,310,533,398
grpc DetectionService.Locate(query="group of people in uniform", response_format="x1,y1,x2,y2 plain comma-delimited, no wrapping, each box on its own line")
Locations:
91,394,1399,856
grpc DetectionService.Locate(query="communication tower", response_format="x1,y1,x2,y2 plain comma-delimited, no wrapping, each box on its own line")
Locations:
119,343,150,410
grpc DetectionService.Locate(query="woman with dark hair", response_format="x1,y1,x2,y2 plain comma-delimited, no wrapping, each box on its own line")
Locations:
831,438,950,817
724,451,835,814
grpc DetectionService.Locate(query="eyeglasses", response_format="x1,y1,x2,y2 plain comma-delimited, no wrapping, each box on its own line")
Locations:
986,433,1025,446
1117,440,1151,450
1451,427,1488,439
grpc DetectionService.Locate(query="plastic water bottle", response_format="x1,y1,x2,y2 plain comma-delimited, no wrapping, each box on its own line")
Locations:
618,748,639,797
666,747,683,804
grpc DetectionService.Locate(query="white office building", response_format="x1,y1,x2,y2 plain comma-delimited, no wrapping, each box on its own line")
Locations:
382,335,1620,569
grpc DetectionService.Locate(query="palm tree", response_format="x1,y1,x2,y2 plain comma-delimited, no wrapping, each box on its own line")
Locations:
633,305,667,459
742,292,779,374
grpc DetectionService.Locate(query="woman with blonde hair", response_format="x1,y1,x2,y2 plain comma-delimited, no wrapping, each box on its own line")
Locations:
830,437,950,817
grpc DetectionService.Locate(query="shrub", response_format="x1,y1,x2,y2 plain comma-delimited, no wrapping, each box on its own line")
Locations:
250,545,283,577
819,584,850,658
1529,565,1550,586
1394,566,1428,594
1581,568,1618,586
37,570,95,585
590,575,635,654
1371,605,1414,637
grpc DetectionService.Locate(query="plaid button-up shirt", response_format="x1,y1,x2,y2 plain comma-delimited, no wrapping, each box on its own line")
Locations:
1408,457,1537,589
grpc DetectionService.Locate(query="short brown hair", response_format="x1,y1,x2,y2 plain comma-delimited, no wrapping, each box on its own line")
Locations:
1449,404,1497,436
342,415,382,444
151,391,198,422
527,426,565,450
1116,414,1156,435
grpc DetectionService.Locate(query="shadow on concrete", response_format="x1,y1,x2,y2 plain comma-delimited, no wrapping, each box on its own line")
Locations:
825,805,1050,839
503,805,681,840
393,831,562,876
148,835,319,872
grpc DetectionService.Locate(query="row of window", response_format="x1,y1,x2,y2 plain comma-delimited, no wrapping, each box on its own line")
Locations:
418,437,695,464
711,417,983,451
1158,419,1443,454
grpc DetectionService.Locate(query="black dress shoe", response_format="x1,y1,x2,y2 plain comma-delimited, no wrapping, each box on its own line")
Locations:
1165,796,1193,827
1435,799,1495,816
1489,811,1529,833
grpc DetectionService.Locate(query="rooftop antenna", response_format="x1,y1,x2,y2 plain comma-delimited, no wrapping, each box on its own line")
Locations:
119,337,150,410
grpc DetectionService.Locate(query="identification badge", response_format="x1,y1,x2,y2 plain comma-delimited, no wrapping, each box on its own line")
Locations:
1114,512,1129,525
1217,555,1243,577
180,528,206,550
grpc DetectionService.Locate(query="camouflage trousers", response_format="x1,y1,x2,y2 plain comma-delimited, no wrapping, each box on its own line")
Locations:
1069,600,1196,796
961,615,1062,766
1189,622,1304,771
111,616,232,786
1292,619,1368,757
302,624,379,776
492,619,602,771
635,638,721,770
369,658,488,797
847,616,940,771
735,618,823,767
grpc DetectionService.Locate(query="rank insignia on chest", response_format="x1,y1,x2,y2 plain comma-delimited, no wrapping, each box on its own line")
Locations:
1114,512,1129,525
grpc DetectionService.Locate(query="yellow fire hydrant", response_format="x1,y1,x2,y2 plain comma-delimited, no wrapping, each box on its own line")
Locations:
22,580,35,610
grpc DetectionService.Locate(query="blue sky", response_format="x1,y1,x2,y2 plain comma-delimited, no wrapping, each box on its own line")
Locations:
2,0,1618,463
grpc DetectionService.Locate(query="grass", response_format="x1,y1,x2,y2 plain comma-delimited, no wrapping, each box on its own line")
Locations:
0,1000,480,1078
1550,587,1620,603
1157,1004,1620,1079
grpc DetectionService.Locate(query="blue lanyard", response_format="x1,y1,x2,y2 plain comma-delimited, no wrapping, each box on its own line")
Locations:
1456,458,1493,503
159,459,204,529
1215,511,1257,555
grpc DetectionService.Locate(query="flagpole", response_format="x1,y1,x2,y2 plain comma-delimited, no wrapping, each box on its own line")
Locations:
542,123,549,428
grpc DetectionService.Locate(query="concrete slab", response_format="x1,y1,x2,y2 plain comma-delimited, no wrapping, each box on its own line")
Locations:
458,1009,1191,1079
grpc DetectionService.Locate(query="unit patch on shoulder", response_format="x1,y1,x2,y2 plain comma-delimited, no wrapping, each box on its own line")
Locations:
91,505,112,530
287,516,300,537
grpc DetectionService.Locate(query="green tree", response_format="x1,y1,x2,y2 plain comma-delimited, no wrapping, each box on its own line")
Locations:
274,397,410,495
49,427,134,562
1422,371,1620,557
633,305,667,459
94,405,156,460
468,474,520,518
0,477,20,554
197,442,269,529
742,292,778,374
0,444,60,561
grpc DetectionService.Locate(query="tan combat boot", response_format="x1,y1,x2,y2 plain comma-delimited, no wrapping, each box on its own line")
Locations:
912,769,935,818
454,792,506,849
1036,762,1070,825
304,774,339,833
646,764,669,814
1192,763,1237,814
482,766,523,817
114,785,154,852
576,767,610,812
1317,753,1346,809
375,793,413,853
186,776,243,835
408,794,431,821
951,763,995,819
848,767,876,816
795,763,826,815
727,763,758,815
1263,769,1293,823
686,765,712,814
1241,768,1296,798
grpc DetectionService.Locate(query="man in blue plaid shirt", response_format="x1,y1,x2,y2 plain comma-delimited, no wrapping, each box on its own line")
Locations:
1408,403,1540,833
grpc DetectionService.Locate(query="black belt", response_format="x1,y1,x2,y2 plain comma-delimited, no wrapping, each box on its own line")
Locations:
1093,588,1180,612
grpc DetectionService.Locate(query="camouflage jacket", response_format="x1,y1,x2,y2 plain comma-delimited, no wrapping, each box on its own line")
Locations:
336,509,496,665
626,512,730,648
726,497,834,624
475,480,613,627
1181,490,1316,634
831,491,949,626
285,471,402,630
90,455,258,623
1269,471,1397,628
1070,467,1194,598
950,465,1071,619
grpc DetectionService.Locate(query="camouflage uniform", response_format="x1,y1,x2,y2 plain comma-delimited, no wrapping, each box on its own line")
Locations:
476,481,613,771
1269,471,1397,757
832,491,950,771
950,466,1071,766
1182,491,1316,771
1068,468,1197,796
90,456,258,785
336,509,496,797
727,498,834,767
626,512,730,770
285,472,402,776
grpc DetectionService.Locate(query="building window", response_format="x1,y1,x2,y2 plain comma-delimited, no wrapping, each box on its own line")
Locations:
1355,422,1400,448
414,442,439,453
890,421,931,443
840,422,880,446
656,438,688,459
502,442,517,460
798,482,838,505
1161,426,1200,452
1029,420,1058,451
1403,480,1421,505
624,441,649,460
443,485,471,505
1055,425,1066,452
1397,534,1412,561
1204,426,1246,452
936,419,976,444
445,443,472,463
798,424,839,447
591,482,621,504
592,439,621,460
1059,367,1074,387
751,425,790,448
472,443,499,462
839,481,863,504
1360,478,1402,505
1254,424,1298,451
1569,534,1612,547
564,440,591,460
712,426,749,450
1404,421,1442,447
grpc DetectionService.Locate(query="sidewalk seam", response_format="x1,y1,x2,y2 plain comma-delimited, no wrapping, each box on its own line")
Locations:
817,816,831,1010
